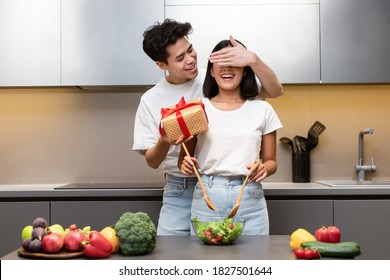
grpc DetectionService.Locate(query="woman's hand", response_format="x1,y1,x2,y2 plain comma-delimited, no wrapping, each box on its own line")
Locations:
180,156,199,176
248,161,268,183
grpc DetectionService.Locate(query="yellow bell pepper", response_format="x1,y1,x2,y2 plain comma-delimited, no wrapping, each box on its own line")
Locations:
100,226,120,254
290,228,316,250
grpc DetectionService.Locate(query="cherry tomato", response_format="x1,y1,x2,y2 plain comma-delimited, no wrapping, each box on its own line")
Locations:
209,238,218,244
304,248,320,259
204,230,212,238
295,248,320,259
294,248,305,259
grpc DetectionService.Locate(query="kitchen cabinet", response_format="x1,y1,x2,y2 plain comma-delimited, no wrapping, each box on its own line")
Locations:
0,201,50,257
267,199,333,234
50,200,162,231
334,199,390,260
61,0,164,86
0,0,61,86
320,0,390,83
165,0,320,83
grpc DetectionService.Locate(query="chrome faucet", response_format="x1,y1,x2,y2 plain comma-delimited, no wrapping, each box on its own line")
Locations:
355,128,376,181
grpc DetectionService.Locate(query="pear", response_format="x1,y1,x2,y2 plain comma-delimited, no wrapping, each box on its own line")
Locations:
47,224,65,237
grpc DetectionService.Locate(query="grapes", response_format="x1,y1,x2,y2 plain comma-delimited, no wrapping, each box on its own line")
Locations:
32,227,47,241
32,217,48,229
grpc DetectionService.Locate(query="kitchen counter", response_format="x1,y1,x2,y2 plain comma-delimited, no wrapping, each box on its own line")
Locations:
2,182,390,199
1,235,295,260
1,182,389,260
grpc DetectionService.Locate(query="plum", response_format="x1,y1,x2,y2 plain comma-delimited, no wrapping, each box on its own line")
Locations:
32,217,48,229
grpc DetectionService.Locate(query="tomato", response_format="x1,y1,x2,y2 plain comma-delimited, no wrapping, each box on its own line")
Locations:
204,230,212,238
294,248,305,259
209,238,218,244
294,248,320,260
216,235,223,242
229,222,234,230
304,248,320,259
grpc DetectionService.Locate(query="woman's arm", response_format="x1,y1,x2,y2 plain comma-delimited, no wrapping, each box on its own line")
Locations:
248,131,277,182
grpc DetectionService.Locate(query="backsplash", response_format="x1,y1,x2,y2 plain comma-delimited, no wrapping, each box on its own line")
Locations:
0,84,389,184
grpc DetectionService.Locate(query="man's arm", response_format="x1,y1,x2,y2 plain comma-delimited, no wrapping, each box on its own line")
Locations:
144,134,187,169
208,35,283,99
144,137,171,169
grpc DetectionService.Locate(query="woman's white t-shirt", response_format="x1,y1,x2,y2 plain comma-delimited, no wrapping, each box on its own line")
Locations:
195,98,283,177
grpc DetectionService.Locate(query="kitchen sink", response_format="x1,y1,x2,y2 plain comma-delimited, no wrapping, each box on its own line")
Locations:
315,180,390,188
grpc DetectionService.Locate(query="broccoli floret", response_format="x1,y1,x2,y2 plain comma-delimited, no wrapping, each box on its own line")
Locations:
114,212,157,256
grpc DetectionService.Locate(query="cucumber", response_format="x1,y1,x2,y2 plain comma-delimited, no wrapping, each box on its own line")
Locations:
301,241,361,258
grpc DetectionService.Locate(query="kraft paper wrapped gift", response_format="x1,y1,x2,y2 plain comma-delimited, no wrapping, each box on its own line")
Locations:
159,97,208,142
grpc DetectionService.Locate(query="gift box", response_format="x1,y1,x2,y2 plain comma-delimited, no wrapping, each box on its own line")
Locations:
160,97,208,142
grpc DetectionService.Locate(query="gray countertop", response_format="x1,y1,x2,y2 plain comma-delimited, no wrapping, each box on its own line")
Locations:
1,182,390,199
1,235,295,260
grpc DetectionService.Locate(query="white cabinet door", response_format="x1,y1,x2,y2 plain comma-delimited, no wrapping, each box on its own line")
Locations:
166,2,320,83
61,0,164,86
0,0,61,86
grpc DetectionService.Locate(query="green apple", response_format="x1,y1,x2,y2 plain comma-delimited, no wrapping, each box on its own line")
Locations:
21,225,33,241
47,224,65,237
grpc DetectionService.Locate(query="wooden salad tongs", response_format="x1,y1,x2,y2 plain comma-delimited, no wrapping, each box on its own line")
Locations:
228,148,261,218
181,142,217,211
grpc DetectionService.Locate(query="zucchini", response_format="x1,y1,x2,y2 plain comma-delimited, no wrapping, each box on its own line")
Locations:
301,241,361,258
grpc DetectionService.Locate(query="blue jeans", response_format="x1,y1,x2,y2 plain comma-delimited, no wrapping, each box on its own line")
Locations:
191,175,269,235
157,174,197,235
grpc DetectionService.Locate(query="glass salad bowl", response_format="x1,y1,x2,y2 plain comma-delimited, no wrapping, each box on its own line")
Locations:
191,216,245,245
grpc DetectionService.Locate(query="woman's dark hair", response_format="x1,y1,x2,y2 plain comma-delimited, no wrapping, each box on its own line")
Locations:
143,19,193,64
203,39,258,100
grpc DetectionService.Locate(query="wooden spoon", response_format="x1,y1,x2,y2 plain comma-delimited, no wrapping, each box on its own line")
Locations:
228,148,261,218
181,142,216,211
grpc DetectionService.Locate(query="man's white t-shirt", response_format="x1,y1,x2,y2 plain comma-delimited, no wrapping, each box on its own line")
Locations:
195,98,283,177
132,69,206,177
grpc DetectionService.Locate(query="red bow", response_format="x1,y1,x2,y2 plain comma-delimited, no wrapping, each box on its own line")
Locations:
159,97,206,139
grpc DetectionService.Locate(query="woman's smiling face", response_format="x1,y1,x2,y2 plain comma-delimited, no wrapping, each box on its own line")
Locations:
211,47,244,91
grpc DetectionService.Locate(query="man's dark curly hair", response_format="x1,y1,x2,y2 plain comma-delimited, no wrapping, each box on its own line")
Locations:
143,19,193,64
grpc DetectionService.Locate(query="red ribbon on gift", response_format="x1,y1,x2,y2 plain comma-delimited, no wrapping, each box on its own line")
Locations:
159,97,207,139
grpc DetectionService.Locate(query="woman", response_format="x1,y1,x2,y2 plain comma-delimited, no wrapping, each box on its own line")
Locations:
178,39,283,235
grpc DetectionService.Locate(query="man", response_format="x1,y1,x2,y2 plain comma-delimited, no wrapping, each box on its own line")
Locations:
133,18,283,235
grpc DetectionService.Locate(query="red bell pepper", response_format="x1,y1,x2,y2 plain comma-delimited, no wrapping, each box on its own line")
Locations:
315,225,341,243
83,231,113,259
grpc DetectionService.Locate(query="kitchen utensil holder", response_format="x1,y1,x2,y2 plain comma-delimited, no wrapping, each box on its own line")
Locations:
292,151,310,183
